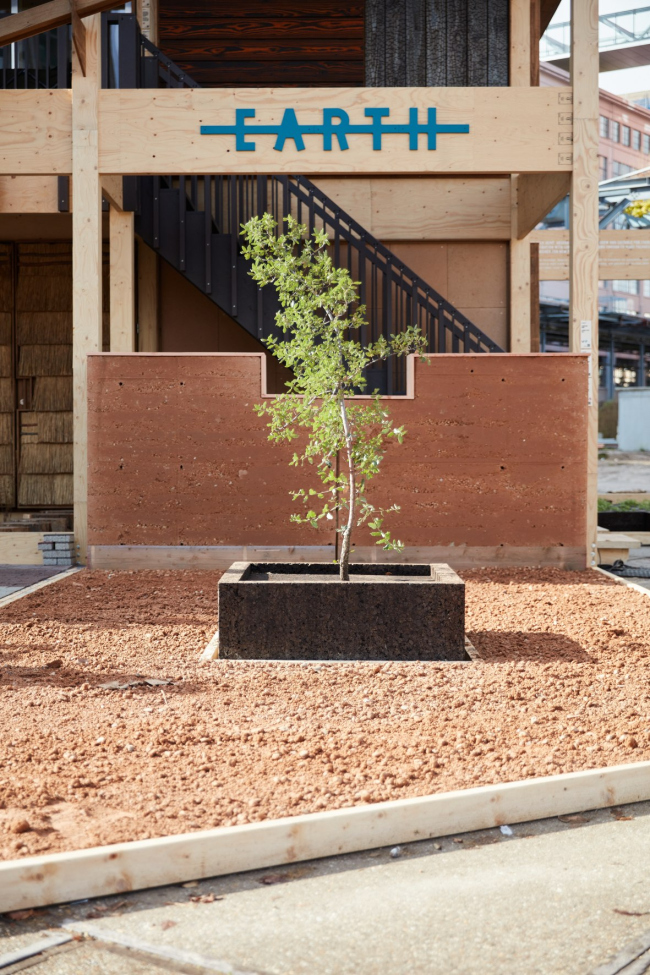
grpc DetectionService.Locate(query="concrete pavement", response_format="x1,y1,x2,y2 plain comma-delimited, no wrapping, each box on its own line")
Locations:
2,800,650,975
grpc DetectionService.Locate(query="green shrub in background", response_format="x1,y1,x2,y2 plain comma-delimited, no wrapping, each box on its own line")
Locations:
598,497,650,512
598,399,618,440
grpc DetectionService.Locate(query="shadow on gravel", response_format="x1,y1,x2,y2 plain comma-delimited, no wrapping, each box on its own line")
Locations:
467,629,591,662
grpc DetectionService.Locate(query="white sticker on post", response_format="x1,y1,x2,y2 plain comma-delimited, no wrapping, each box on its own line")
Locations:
580,320,592,351
587,352,593,406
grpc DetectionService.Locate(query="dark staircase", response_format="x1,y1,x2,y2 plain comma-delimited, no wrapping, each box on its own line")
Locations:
0,13,504,395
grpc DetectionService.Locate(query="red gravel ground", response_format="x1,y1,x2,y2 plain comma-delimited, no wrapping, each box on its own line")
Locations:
1,567,649,860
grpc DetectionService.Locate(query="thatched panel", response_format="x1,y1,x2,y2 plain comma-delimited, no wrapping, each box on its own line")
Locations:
32,377,73,412
0,346,11,378
0,312,12,346
18,345,72,378
0,379,14,412
18,473,73,507
37,412,73,444
19,443,73,474
0,443,13,474
17,312,72,345
0,413,13,445
0,474,14,507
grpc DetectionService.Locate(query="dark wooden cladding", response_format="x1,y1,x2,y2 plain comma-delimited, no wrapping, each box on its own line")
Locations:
159,0,364,88
367,0,509,87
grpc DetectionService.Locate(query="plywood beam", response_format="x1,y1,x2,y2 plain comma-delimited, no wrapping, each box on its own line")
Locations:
98,87,574,176
110,207,135,353
570,0,600,569
72,15,102,566
137,239,158,351
512,172,571,239
0,91,71,175
0,0,118,47
315,177,512,241
0,176,60,213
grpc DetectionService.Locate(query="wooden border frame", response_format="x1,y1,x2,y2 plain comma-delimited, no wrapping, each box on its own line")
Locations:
1,760,649,912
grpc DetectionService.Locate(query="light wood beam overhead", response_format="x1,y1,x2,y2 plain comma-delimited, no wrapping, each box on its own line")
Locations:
512,172,571,239
0,0,119,47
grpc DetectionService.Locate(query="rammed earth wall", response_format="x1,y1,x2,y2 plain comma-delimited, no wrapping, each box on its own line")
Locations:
87,352,588,568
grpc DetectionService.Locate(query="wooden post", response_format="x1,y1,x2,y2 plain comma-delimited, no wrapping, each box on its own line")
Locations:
510,175,531,353
72,13,102,565
570,0,600,568
510,0,531,87
137,239,159,351
530,241,540,352
109,207,135,352
136,0,157,43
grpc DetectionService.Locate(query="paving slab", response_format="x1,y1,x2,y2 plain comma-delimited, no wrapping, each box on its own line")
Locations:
3,802,650,975
598,452,650,493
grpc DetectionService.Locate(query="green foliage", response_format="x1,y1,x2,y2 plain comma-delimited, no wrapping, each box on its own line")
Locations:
241,213,427,580
598,497,650,512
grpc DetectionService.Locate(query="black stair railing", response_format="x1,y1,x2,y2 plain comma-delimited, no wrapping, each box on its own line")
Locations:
0,24,69,89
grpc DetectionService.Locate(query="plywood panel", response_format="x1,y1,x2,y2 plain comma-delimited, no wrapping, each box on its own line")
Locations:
0,91,71,175
98,87,573,175
0,176,59,213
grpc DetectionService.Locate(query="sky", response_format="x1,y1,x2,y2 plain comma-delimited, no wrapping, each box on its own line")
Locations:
545,0,650,96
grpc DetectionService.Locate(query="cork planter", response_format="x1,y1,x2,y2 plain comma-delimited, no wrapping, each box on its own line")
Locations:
217,562,466,661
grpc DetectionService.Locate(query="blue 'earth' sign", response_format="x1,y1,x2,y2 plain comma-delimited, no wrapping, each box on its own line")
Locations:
200,107,469,152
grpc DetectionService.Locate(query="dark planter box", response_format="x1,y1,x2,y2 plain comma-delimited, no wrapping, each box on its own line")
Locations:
217,562,466,661
598,511,650,533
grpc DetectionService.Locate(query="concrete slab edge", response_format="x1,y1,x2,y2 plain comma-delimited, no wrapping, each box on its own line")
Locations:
62,921,255,975
0,931,72,969
594,564,650,598
0,566,82,610
1,759,650,913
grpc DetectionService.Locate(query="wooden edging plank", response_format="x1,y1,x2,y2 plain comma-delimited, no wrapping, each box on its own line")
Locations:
594,565,650,599
1,760,650,913
0,566,81,610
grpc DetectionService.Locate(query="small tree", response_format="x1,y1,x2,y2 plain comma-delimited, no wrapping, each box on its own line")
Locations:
241,214,427,582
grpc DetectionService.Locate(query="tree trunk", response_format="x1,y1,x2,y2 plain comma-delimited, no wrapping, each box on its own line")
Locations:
338,395,355,582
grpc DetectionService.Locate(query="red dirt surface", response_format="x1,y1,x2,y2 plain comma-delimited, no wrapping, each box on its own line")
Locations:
1,567,649,860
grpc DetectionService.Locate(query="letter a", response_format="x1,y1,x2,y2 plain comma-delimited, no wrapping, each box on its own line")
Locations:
274,109,306,152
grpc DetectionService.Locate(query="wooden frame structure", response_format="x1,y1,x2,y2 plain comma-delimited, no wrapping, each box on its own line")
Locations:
0,0,600,566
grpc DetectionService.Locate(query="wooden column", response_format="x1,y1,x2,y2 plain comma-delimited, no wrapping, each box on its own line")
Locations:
136,0,158,43
72,14,102,565
510,177,532,353
109,207,135,352
509,0,532,354
570,0,600,567
137,239,159,351
509,0,531,87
